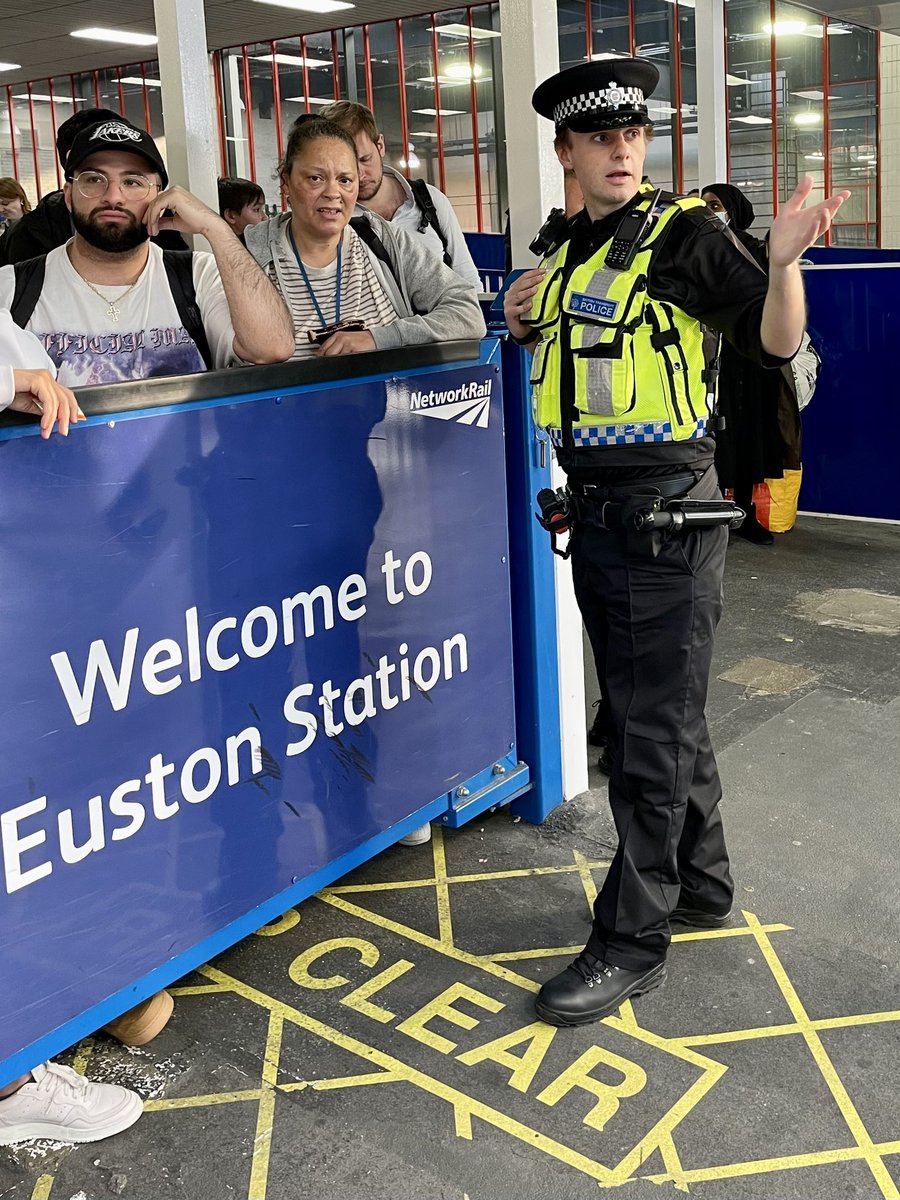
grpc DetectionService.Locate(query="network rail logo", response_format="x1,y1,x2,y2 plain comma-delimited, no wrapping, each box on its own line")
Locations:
389,373,493,429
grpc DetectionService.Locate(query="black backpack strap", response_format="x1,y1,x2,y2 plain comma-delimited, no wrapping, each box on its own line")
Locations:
162,250,214,370
409,179,452,267
10,256,47,328
350,216,399,285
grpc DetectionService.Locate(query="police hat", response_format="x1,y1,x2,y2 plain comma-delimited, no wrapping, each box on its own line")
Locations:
65,117,169,188
532,59,659,134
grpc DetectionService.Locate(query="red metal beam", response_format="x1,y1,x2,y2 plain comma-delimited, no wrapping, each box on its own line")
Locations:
671,0,684,193
429,13,446,194
241,45,258,181
47,76,62,189
584,0,592,61
769,0,778,219
5,87,18,180
397,19,411,178
363,25,374,110
331,31,341,99
822,15,832,247
875,33,881,247
116,64,126,116
271,39,285,208
26,81,41,201
466,8,483,232
139,62,153,135
301,35,312,115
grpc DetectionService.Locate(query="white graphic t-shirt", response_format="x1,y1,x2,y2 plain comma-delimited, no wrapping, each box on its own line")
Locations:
0,242,237,387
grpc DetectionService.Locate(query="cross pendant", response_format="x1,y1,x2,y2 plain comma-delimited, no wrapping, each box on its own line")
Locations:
107,303,120,322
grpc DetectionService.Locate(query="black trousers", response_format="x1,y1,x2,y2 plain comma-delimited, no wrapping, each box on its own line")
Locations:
571,518,734,971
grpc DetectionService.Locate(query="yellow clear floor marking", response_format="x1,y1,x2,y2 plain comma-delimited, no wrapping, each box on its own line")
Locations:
144,1089,262,1112
253,910,301,938
247,1010,284,1200
328,861,612,894
199,963,617,1185
319,891,541,994
572,849,598,913
30,1176,54,1200
432,825,454,949
655,1130,690,1193
482,924,792,964
672,923,792,942
454,1102,474,1140
646,1140,900,1187
744,910,899,1200
169,984,230,997
283,1069,403,1093
675,1006,900,1049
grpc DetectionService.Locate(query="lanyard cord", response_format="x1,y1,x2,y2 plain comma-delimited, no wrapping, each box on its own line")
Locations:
287,225,342,328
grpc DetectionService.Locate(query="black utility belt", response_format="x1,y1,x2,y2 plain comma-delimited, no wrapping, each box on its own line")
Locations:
571,493,744,534
536,467,744,558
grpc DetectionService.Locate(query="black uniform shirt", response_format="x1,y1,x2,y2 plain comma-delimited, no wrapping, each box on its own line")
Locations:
559,195,792,485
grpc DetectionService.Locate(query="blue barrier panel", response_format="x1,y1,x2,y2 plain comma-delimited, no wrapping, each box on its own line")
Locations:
0,339,522,1085
801,265,900,520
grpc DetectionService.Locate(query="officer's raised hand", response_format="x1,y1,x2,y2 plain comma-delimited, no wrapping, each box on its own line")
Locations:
769,176,850,267
504,269,545,343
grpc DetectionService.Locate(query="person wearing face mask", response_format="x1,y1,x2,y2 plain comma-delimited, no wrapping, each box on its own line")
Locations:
701,183,804,545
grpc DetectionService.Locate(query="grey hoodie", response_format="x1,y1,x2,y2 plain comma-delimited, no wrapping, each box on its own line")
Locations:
244,211,486,352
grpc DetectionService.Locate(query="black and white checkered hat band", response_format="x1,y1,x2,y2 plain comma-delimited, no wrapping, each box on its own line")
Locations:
553,85,646,125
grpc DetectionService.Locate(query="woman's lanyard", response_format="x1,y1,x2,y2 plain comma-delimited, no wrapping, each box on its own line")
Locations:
287,225,341,328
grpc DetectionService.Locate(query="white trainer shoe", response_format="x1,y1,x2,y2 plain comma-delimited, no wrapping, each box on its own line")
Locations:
399,822,433,847
0,1061,143,1145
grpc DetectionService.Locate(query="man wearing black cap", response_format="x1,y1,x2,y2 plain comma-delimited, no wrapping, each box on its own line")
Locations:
0,108,186,266
505,58,848,1027
0,114,293,382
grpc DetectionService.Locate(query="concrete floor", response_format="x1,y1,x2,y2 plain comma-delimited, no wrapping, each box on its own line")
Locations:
2,515,899,1200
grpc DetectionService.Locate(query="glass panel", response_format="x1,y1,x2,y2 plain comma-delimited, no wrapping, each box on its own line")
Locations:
678,4,698,194
428,10,481,230
726,0,776,236
774,1,825,229
635,0,676,192
6,90,39,204
400,14,443,191
828,23,877,246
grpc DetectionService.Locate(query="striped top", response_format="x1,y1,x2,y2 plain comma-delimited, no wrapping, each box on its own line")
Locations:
268,224,398,361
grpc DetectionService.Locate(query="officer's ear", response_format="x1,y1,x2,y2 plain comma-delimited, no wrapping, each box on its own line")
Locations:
554,130,574,172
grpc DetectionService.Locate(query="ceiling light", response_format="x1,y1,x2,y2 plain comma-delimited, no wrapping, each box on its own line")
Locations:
282,95,332,103
428,23,501,39
71,27,158,46
0,63,22,72
804,152,825,160
253,0,354,11
413,131,441,137
251,53,331,68
444,62,483,80
13,94,83,103
762,19,808,35
412,108,465,116
726,74,751,86
792,89,825,100
590,52,630,60
120,76,162,87
793,111,821,125
805,23,851,36
731,114,772,124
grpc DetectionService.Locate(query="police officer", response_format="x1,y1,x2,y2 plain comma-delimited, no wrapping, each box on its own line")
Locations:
504,59,847,1027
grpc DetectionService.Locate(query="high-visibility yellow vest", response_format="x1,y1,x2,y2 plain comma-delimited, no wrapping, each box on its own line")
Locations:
524,189,720,450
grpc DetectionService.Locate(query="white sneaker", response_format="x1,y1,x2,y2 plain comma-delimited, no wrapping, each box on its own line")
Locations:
0,1061,143,1145
399,822,432,847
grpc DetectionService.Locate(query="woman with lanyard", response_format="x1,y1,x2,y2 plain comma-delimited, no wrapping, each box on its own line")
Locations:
244,116,485,363
245,116,483,848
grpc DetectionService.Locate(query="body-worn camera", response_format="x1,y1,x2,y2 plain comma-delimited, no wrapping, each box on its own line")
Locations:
529,208,572,258
307,318,368,345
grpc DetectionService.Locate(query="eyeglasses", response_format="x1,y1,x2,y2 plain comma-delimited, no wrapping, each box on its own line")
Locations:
73,171,161,201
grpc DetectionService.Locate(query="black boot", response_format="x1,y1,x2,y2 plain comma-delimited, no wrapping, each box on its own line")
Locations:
669,901,733,930
735,503,774,545
535,950,666,1027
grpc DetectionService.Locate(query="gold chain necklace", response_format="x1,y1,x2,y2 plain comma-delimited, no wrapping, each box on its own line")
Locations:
69,253,147,323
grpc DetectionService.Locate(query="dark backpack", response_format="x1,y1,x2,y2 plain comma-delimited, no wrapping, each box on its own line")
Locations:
409,179,452,268
9,249,214,371
349,215,425,317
